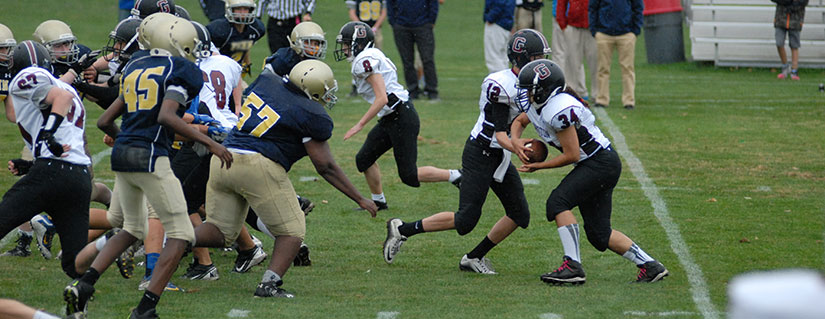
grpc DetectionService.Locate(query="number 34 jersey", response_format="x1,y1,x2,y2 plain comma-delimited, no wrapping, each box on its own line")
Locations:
525,93,610,163
224,70,333,172
10,66,90,166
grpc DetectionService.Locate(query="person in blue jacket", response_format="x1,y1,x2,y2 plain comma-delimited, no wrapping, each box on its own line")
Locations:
589,0,643,110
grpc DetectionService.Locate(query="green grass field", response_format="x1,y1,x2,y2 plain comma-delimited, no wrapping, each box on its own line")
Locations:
1,1,824,318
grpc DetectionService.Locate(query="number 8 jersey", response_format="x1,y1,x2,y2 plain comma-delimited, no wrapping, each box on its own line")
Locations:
10,66,90,166
525,93,610,162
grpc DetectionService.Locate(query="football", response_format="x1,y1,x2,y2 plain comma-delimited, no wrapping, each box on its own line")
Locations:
523,139,548,163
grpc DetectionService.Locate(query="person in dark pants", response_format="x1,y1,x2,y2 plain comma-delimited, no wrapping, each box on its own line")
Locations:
1,41,92,280
200,0,226,21
381,30,550,274
257,0,316,54
511,59,668,285
386,0,439,100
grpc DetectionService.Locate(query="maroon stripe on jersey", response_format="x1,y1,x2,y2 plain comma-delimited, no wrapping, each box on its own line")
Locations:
17,123,33,145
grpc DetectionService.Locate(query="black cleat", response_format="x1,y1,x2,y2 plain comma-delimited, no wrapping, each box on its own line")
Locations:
129,308,159,319
0,233,32,257
63,279,94,315
233,245,267,273
297,195,315,216
540,256,586,285
293,242,311,266
634,261,669,283
253,281,294,298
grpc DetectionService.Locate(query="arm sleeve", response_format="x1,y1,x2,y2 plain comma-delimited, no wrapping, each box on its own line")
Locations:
556,0,568,28
352,55,380,80
631,0,644,35
589,0,599,35
548,106,578,131
10,70,56,110
489,102,510,132
429,0,439,24
346,0,357,10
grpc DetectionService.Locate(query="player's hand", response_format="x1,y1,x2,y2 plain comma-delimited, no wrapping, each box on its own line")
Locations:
207,125,230,143
190,113,218,126
517,163,540,173
7,159,32,176
357,197,378,217
103,134,115,147
511,137,533,164
343,123,364,140
209,142,233,169
302,13,312,21
82,67,97,82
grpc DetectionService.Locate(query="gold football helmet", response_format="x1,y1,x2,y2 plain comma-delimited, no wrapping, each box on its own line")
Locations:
0,23,16,67
33,20,79,64
288,60,338,109
289,22,326,60
140,13,198,61
225,0,256,25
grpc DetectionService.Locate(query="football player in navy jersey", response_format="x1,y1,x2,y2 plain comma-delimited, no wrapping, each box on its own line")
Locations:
207,0,266,78
381,29,546,274
510,59,669,284
193,59,378,298
0,23,14,120
65,13,232,319
33,20,99,86
0,40,92,281
335,21,461,211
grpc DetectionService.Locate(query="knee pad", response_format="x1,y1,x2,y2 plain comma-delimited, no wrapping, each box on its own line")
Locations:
398,169,420,188
545,190,572,222
453,212,479,236
355,152,371,173
584,224,611,252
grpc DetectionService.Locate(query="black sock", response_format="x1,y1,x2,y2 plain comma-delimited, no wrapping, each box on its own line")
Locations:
81,268,101,286
136,290,160,314
467,236,497,260
398,220,425,237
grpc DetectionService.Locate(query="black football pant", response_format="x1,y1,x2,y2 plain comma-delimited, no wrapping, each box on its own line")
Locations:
0,159,91,278
392,24,438,96
171,144,211,215
355,101,421,187
267,16,299,54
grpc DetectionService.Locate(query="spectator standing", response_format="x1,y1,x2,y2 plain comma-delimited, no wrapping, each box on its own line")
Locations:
773,0,807,80
201,0,227,21
119,0,135,22
557,0,598,100
257,0,316,54
348,0,387,49
589,0,643,110
483,0,514,73
387,0,440,100
514,0,542,32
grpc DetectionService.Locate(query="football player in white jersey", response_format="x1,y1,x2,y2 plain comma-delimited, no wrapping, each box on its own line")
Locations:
510,59,669,284
381,29,548,274
0,40,92,280
335,21,461,211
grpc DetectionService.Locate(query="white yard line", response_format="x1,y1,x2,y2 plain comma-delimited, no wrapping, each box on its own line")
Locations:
91,148,111,165
623,310,701,317
538,313,563,319
593,108,718,319
376,311,399,319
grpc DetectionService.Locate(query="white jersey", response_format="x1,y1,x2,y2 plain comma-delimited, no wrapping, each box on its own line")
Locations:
197,55,242,128
470,68,521,149
525,93,610,162
351,48,409,118
10,66,91,166
108,59,121,77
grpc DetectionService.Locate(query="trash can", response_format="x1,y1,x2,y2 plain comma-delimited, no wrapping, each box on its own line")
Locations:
643,0,685,64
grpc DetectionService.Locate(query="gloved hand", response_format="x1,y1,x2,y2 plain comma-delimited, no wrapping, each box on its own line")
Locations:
71,49,101,75
9,159,33,176
207,125,230,143
189,113,218,126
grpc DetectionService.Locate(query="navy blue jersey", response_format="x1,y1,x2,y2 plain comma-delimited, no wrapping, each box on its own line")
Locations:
112,50,204,172
266,47,302,77
0,65,11,101
52,44,92,78
224,70,333,171
207,18,266,65
348,0,386,27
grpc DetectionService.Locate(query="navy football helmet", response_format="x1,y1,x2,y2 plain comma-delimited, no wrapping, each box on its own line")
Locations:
516,59,565,110
334,21,373,62
9,40,52,77
507,29,551,70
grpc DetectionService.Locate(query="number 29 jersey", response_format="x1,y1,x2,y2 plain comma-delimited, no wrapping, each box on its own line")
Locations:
10,66,90,166
114,50,204,171
525,93,610,162
223,70,333,171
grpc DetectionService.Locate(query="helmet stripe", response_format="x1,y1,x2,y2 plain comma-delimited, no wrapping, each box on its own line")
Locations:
24,41,37,66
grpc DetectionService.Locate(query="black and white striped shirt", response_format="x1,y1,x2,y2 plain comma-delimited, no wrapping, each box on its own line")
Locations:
256,0,316,20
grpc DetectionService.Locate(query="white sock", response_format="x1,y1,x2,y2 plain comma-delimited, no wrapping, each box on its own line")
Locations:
256,217,276,240
622,243,654,266
557,224,581,263
33,310,60,319
262,269,282,284
95,235,108,251
372,193,386,203
448,169,461,182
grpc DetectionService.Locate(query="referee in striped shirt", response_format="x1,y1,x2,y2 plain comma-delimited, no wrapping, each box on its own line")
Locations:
257,0,316,53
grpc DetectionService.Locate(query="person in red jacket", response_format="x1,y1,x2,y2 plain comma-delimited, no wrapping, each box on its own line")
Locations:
557,0,598,101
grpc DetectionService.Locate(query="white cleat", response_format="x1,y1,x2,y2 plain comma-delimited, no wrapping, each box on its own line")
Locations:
459,254,497,275
383,218,407,264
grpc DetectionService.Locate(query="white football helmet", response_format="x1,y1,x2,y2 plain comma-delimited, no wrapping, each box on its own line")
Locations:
140,13,198,61
288,60,338,109
33,20,79,64
289,22,326,60
225,0,256,25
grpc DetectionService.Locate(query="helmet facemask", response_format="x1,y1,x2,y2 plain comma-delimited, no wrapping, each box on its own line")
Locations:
46,38,79,65
295,36,327,59
226,4,256,25
0,45,14,67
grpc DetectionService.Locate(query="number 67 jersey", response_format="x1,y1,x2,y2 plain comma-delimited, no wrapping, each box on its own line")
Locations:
10,66,90,166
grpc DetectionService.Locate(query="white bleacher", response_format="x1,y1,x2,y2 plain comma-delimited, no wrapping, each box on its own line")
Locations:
688,1,825,67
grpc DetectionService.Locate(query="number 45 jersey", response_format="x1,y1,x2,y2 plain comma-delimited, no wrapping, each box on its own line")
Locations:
223,70,333,172
114,50,204,171
10,66,90,166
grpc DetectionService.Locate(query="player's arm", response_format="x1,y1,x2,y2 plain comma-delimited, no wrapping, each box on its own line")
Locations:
488,99,517,153
3,97,14,123
233,77,243,117
305,139,378,217
36,87,78,156
510,112,533,163
97,98,125,138
348,8,359,22
157,98,233,168
519,125,579,172
343,73,388,140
